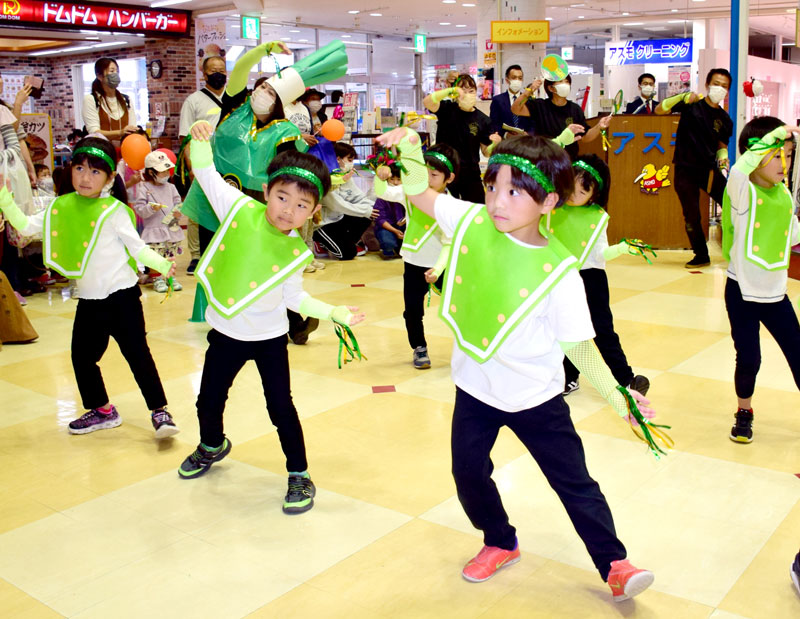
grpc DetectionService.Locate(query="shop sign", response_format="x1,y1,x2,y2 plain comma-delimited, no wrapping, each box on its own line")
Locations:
605,38,691,66
634,163,672,194
0,0,190,36
414,33,426,53
490,20,549,44
242,15,259,40
20,113,53,171
611,130,676,156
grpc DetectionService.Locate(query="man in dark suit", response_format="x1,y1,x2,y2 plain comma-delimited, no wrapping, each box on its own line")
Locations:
490,64,533,135
625,73,659,114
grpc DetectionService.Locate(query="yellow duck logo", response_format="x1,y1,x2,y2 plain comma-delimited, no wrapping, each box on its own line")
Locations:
634,164,671,194
2,0,20,15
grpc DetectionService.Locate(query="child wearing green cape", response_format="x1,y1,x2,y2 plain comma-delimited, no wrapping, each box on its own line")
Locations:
178,120,365,515
376,127,658,601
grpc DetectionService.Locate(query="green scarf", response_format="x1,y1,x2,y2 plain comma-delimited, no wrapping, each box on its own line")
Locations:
723,181,794,271
439,204,577,363
545,204,609,267
181,105,306,233
196,195,312,318
43,193,136,279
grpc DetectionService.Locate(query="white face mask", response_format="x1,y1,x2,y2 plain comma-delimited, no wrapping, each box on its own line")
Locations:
508,79,523,94
251,87,275,115
640,85,655,98
707,85,728,104
458,93,477,111
308,100,323,113
37,177,54,192
154,175,170,185
554,83,571,98
341,161,354,173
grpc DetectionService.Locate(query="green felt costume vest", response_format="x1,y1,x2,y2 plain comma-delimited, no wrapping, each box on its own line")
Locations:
43,193,136,278
439,204,577,363
723,181,794,271
195,195,312,318
545,204,609,268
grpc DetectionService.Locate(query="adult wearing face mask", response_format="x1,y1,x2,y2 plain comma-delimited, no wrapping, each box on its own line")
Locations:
423,74,497,202
178,55,228,273
81,58,137,145
299,88,327,133
489,65,533,135
512,73,610,161
656,68,733,268
625,73,659,114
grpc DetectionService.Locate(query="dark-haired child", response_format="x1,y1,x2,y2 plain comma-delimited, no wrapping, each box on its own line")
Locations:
721,118,800,443
377,127,656,601
180,120,365,514
548,154,650,396
376,143,459,369
313,141,375,260
131,150,184,293
373,162,405,259
0,136,178,438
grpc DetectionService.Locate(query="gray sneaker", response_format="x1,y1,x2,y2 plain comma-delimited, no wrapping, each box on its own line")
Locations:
563,380,580,396
413,346,431,369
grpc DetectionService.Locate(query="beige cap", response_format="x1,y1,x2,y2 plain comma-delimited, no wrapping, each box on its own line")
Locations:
144,150,174,172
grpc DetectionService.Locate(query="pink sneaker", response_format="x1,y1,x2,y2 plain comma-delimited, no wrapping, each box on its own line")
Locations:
607,559,654,601
14,291,27,306
461,543,521,583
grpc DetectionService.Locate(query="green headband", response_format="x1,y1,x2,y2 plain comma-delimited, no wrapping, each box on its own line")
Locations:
73,146,116,172
268,166,325,200
426,151,453,174
487,153,555,194
573,160,604,191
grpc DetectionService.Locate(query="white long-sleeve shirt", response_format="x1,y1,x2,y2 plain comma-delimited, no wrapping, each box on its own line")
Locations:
82,93,136,134
318,177,374,226
192,164,309,341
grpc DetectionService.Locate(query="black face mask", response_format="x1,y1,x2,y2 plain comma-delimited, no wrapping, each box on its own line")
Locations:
206,72,226,90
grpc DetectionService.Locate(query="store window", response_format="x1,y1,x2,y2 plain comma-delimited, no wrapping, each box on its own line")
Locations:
74,57,149,129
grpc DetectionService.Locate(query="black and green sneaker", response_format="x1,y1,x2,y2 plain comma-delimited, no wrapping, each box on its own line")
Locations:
178,438,232,479
282,474,316,514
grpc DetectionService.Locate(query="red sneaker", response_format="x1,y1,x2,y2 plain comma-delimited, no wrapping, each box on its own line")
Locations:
607,559,654,601
461,543,521,583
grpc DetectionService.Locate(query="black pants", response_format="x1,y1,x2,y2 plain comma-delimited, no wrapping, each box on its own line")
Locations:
71,285,167,411
199,224,214,256
449,170,485,204
725,278,800,399
564,269,634,387
196,329,308,472
451,388,626,581
313,215,372,260
403,262,444,349
674,164,727,260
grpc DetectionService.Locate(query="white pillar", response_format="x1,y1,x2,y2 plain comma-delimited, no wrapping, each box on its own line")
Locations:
478,0,546,92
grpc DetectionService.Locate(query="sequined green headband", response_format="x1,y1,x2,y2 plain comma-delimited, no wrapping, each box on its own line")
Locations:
268,166,324,199
573,160,604,191
487,153,555,194
73,146,116,172
426,151,453,174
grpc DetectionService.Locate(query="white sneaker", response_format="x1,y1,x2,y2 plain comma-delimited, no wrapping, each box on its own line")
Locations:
171,280,183,292
311,259,325,270
153,278,169,293
303,263,316,273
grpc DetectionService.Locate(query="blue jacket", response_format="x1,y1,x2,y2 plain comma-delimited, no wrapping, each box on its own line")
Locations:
489,91,533,134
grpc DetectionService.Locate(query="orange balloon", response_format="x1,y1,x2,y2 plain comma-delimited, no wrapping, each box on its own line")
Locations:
120,134,151,170
320,119,345,142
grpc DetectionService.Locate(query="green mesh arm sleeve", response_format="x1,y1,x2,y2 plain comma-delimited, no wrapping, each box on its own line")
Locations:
397,130,429,196
431,240,451,277
552,127,576,148
226,42,281,96
660,92,690,112
188,129,214,169
602,241,629,261
716,148,729,161
0,185,29,231
290,40,348,87
430,87,458,103
561,339,630,417
374,176,388,197
136,246,172,274
299,295,354,325
734,125,787,177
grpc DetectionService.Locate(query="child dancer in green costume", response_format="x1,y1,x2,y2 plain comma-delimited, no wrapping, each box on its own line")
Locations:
0,137,178,438
376,143,459,369
178,120,365,515
721,118,800,443
376,127,659,601
547,154,650,397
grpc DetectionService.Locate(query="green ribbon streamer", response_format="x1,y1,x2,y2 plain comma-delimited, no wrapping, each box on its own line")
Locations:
621,238,657,264
616,385,673,459
334,322,366,369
